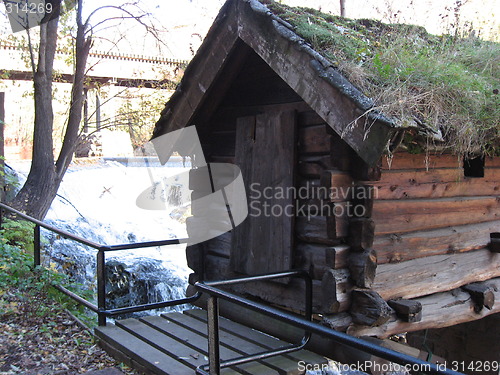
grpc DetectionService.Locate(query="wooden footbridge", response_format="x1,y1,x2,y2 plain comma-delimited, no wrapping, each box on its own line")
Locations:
0,203,463,375
96,309,327,375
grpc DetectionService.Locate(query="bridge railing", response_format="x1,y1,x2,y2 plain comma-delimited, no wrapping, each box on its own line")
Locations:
0,202,199,326
0,202,464,375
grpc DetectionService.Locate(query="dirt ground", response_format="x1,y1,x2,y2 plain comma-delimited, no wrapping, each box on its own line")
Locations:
0,288,137,375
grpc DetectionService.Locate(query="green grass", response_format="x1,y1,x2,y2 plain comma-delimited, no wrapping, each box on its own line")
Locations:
264,0,500,155
0,218,97,327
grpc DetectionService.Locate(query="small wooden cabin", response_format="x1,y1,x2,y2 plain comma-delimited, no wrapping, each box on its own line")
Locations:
152,0,500,351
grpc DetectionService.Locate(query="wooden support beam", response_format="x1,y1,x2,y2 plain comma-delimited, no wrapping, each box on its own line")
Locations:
377,166,464,184
490,232,500,253
367,165,500,200
350,185,374,218
348,249,377,288
461,282,495,313
205,232,232,258
372,196,500,235
486,156,500,168
186,244,204,274
351,155,382,181
321,269,340,313
294,243,350,275
373,248,500,300
350,290,393,327
330,133,353,171
298,110,326,127
348,218,375,252
295,216,339,245
298,155,332,179
320,170,353,202
295,210,349,239
346,278,500,338
294,243,342,279
370,177,500,200
298,124,331,155
381,154,498,173
387,299,422,322
373,220,500,264
381,152,461,170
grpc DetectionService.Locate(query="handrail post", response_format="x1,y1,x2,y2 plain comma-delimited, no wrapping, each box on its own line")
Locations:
207,296,221,375
34,224,41,267
97,248,107,326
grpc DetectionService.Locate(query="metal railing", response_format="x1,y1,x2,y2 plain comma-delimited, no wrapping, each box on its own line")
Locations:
195,270,312,375
0,202,465,375
194,278,465,375
0,202,200,326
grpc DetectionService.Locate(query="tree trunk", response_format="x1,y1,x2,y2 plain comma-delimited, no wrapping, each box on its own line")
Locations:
11,0,91,220
340,0,346,17
10,16,60,219
0,92,5,203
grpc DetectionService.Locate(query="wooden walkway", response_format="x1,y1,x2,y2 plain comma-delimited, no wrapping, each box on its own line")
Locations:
95,309,327,375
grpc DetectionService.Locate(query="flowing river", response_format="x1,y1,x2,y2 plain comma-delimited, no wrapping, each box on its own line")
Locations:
9,156,192,315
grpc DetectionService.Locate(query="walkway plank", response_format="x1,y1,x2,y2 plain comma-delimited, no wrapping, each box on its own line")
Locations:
140,315,275,374
95,324,193,375
96,309,328,375
162,312,301,374
184,309,327,368
115,319,209,371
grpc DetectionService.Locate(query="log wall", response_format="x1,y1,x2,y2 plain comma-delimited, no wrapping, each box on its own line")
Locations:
189,102,355,314
368,153,500,295
186,45,500,334
321,152,500,336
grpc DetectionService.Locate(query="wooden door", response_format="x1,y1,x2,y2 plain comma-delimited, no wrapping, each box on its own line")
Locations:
231,110,297,275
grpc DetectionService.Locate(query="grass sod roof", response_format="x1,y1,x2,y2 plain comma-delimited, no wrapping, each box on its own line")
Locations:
263,0,500,156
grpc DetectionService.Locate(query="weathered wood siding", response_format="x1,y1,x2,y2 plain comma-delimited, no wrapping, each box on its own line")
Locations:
187,45,500,327
322,153,500,337
367,152,500,302
231,110,297,275
191,106,353,314
185,48,357,313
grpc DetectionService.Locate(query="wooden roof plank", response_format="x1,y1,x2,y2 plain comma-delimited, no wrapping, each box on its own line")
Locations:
153,1,240,138
153,0,397,165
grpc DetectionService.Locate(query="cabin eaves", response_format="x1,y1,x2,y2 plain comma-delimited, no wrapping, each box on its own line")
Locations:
152,0,397,166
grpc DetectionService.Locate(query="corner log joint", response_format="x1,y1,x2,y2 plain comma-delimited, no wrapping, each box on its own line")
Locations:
387,299,422,322
461,282,495,313
350,289,393,327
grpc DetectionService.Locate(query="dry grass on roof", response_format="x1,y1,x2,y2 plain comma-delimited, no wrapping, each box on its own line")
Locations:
263,0,500,155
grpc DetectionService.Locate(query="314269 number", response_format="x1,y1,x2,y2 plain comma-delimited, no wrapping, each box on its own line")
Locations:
451,361,500,372
5,2,53,15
